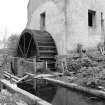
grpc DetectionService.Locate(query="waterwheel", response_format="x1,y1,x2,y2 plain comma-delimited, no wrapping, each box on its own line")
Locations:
13,29,57,75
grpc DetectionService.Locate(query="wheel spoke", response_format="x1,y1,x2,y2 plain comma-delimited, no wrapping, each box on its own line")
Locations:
26,36,32,57
18,44,24,57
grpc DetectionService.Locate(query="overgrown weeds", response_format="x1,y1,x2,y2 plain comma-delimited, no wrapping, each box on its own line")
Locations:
56,47,105,88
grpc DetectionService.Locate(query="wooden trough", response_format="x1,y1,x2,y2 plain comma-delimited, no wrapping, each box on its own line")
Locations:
0,79,52,105
43,77,105,99
23,72,105,99
2,71,105,105
3,71,105,100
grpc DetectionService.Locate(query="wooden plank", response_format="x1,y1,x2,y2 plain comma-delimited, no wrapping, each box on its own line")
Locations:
44,77,105,99
26,72,63,79
3,71,20,80
26,72,56,79
0,79,52,105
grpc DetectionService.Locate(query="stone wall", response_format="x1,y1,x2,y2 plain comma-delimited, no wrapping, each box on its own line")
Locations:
27,0,105,55
27,0,49,26
27,0,66,54
67,0,105,50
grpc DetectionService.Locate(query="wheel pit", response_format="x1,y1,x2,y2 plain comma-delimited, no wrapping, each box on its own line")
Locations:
17,81,57,103
12,29,58,103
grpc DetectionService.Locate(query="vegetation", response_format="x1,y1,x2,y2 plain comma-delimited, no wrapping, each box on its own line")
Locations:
57,45,105,89
0,89,28,105
6,34,19,55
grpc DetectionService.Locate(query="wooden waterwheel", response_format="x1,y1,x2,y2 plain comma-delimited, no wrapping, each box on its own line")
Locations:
14,29,57,75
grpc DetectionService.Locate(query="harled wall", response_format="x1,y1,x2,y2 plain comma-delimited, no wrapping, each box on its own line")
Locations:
27,0,105,55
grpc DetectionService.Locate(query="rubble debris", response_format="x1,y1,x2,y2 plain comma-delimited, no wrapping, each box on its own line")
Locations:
0,89,28,105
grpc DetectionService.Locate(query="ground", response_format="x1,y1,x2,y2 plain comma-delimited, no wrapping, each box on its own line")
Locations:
0,89,28,105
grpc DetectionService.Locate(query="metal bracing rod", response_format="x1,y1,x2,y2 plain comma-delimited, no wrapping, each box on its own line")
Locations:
64,0,68,52
18,44,24,57
15,37,24,57
28,39,34,57
26,36,32,57
24,35,25,55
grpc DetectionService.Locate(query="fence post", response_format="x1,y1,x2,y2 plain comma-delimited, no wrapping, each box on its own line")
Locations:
33,57,36,74
45,61,48,71
33,57,37,91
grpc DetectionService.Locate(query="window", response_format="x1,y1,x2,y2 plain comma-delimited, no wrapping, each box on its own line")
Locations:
88,10,96,27
40,12,46,31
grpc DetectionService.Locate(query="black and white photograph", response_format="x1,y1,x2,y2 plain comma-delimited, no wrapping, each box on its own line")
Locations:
0,0,105,105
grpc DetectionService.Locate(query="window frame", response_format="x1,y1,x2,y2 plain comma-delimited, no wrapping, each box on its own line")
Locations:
40,12,46,31
88,10,96,28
